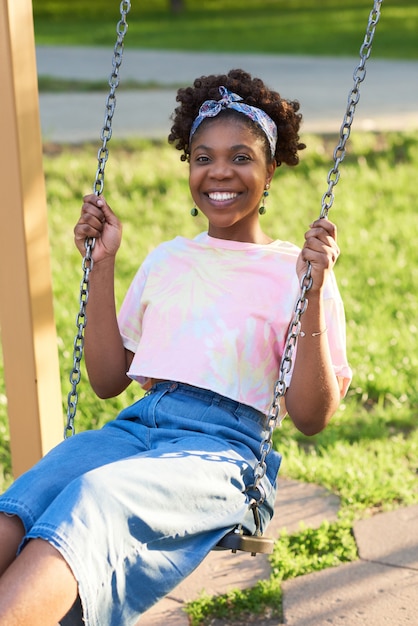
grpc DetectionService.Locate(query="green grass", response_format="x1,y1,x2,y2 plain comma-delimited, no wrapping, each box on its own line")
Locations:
32,0,418,59
0,132,417,622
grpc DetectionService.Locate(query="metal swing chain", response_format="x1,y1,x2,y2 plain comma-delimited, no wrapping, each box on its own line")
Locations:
64,0,131,438
247,0,384,528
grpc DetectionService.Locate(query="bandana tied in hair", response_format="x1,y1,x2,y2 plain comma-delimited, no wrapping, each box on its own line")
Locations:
189,86,278,158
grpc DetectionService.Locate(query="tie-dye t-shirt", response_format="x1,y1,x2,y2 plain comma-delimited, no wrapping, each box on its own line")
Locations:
118,232,352,414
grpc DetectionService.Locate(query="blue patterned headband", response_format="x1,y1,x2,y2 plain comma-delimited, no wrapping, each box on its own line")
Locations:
189,86,278,158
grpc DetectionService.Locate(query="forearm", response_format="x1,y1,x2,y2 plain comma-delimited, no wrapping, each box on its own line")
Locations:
284,292,340,435
83,257,131,398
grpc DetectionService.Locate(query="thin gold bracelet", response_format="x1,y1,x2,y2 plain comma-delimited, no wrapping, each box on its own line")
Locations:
300,327,327,338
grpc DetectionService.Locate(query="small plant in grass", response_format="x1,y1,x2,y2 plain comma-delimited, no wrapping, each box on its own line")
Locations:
185,578,282,626
270,520,358,581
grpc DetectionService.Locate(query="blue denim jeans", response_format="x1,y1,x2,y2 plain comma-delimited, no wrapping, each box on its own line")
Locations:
0,382,281,626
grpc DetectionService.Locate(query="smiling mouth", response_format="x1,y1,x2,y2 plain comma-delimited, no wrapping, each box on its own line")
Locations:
207,192,239,201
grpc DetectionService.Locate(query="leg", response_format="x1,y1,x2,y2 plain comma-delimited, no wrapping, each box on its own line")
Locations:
49,385,280,626
15,443,250,626
0,538,77,626
0,512,24,574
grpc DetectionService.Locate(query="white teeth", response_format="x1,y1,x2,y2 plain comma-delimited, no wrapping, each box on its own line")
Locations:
208,192,238,201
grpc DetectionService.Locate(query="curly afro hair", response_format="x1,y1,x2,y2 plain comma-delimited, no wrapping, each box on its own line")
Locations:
168,68,305,167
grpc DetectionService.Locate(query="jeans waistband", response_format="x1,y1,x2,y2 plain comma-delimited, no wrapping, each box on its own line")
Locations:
149,381,266,427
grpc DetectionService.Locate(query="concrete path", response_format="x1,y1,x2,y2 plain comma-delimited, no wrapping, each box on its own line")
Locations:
282,505,418,625
36,47,418,142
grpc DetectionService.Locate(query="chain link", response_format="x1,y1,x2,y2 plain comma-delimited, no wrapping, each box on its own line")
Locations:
248,0,383,516
64,1,131,438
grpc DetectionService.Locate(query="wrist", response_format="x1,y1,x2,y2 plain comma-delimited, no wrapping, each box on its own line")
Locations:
92,255,116,270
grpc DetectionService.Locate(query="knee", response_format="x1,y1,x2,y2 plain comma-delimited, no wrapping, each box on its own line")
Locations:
0,511,24,534
0,512,25,542
0,512,25,574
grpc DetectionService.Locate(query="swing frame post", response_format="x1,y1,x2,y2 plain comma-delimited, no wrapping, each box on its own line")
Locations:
0,0,62,478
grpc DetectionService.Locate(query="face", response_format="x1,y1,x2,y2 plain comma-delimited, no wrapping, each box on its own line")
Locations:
189,117,276,242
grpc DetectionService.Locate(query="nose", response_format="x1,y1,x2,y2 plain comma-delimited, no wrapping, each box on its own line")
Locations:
208,158,233,180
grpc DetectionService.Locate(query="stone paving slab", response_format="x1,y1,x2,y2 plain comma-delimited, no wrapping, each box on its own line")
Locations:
355,504,418,569
282,559,418,625
282,505,418,626
141,478,340,625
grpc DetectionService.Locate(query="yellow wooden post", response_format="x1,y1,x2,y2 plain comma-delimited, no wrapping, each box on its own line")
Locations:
0,0,63,478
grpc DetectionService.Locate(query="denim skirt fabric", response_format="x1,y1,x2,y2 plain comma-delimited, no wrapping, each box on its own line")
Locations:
0,382,281,626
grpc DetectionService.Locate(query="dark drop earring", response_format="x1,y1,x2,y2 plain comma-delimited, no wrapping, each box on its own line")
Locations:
190,205,199,217
259,183,270,215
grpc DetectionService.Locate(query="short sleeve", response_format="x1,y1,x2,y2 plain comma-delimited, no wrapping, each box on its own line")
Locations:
117,263,149,354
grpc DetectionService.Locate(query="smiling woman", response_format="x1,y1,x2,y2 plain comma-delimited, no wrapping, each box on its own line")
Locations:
0,62,351,626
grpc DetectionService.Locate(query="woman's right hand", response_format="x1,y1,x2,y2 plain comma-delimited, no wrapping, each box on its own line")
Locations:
74,194,122,262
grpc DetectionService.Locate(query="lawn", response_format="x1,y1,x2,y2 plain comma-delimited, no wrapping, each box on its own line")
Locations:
32,0,418,59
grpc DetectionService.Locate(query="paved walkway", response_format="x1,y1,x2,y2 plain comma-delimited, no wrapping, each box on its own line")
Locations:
36,47,418,142
282,505,418,625
37,47,418,625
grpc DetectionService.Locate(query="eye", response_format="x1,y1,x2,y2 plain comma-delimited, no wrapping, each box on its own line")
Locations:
195,154,210,163
234,154,252,163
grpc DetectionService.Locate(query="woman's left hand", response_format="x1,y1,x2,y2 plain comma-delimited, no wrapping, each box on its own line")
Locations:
296,218,340,291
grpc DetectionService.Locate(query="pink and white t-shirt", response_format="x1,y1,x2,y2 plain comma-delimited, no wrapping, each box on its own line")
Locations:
118,233,352,414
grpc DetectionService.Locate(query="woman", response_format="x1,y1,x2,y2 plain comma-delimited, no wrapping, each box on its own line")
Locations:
0,69,351,626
